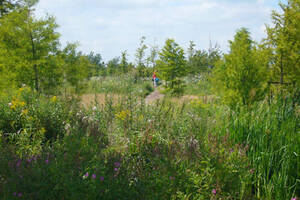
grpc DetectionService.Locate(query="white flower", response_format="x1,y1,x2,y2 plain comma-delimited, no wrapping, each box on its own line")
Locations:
64,123,71,131
92,106,97,111
8,102,12,107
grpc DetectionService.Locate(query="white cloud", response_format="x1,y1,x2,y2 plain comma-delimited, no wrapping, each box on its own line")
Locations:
35,0,278,61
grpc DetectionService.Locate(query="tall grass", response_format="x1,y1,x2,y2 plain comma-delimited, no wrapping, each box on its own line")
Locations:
0,81,299,199
224,95,300,199
86,75,153,97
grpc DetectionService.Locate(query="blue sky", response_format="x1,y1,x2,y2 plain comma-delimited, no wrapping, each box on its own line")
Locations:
35,0,283,62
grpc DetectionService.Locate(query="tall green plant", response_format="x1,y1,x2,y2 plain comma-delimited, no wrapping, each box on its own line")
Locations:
157,39,187,95
212,28,268,107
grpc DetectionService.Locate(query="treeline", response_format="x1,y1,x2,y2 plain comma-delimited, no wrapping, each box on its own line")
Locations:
0,0,222,94
0,0,299,103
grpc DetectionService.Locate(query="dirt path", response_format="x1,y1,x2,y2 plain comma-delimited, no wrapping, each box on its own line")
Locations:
145,89,213,105
145,89,165,104
81,90,211,107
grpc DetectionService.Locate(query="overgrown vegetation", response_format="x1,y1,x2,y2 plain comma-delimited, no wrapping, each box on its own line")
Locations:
0,0,299,199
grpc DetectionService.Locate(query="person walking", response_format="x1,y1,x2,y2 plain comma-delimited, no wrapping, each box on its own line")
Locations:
152,72,157,87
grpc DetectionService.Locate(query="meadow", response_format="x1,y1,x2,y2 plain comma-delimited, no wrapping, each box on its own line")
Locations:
0,76,298,200
0,0,299,199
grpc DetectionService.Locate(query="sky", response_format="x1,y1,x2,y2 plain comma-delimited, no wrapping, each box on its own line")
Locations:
34,0,283,62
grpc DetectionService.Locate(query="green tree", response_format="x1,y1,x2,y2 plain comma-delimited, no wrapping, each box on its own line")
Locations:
61,43,90,93
156,39,187,95
120,50,129,74
106,57,120,75
187,49,209,74
212,28,268,107
186,41,221,74
0,4,61,93
135,36,147,77
208,43,222,70
265,0,300,95
0,0,22,18
147,44,158,69
87,51,104,76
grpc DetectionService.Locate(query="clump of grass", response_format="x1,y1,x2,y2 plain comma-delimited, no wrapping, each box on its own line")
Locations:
224,95,300,199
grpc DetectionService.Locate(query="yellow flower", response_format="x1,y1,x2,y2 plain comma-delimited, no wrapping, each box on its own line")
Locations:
41,127,46,134
21,109,28,115
138,115,144,121
115,110,130,121
20,101,26,107
10,104,16,110
51,96,57,102
10,100,17,110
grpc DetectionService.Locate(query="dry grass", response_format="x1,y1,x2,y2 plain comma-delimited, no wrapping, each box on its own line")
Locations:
81,93,121,107
81,92,216,107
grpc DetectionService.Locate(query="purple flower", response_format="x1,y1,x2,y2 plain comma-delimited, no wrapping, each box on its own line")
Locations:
291,198,297,200
16,159,21,167
84,172,89,178
92,174,96,179
100,176,104,181
18,192,22,197
114,168,118,171
45,159,49,164
33,156,37,161
27,158,33,163
13,192,17,196
114,162,121,167
212,189,217,195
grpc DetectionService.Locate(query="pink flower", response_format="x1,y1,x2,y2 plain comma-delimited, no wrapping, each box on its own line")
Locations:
92,174,96,179
212,189,217,195
114,162,121,167
114,168,118,171
45,159,49,164
291,198,297,200
84,172,89,178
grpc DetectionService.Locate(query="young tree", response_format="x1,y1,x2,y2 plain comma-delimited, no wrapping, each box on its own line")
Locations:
106,57,120,75
120,50,129,74
187,49,209,74
187,40,196,60
87,51,104,76
212,28,268,107
135,36,147,77
156,39,187,95
147,44,158,69
265,0,300,94
61,43,90,93
208,43,222,70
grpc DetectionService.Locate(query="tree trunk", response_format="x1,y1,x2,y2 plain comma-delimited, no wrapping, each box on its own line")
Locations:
30,31,39,91
280,53,284,85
